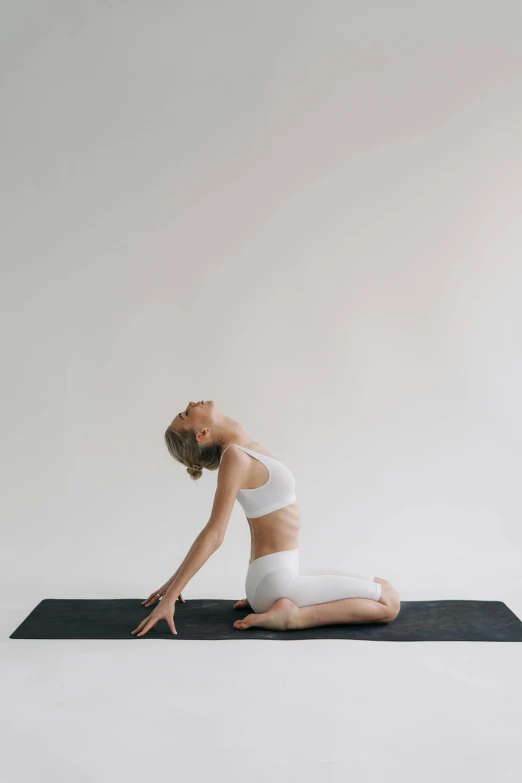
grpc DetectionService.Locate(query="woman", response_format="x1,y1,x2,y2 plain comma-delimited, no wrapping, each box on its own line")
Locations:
132,400,400,637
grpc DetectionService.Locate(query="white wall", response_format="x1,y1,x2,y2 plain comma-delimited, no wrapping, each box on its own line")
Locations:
2,0,521,611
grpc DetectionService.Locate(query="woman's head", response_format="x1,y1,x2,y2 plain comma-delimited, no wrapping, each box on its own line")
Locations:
164,400,227,481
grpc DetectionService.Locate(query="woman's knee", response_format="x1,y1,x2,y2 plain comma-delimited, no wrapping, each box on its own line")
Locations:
386,590,401,621
376,578,401,622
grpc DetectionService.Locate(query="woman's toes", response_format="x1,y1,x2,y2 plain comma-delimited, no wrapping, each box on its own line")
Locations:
234,613,258,630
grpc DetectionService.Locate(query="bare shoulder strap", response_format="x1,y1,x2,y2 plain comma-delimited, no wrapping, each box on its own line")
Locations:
220,443,238,464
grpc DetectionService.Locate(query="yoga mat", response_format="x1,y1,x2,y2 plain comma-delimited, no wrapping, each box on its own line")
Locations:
9,598,522,641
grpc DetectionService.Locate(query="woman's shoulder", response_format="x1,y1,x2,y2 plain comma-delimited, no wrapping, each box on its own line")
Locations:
221,441,275,461
240,442,278,460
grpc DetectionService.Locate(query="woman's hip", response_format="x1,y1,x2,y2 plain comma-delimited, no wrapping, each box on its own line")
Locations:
245,548,299,609
246,548,299,581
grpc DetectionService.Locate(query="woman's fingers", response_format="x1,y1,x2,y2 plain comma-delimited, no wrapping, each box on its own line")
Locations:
132,606,177,637
131,617,155,636
140,589,185,607
141,588,169,606
136,620,154,637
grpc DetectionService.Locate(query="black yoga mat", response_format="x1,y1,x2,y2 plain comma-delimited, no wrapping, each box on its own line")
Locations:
9,598,522,641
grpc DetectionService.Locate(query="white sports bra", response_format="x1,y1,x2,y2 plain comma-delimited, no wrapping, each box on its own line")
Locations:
219,444,297,519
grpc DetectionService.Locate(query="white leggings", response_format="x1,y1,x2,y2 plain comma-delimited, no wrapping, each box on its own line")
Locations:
245,548,382,614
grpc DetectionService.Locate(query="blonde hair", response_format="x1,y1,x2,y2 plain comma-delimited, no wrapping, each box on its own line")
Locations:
164,424,226,482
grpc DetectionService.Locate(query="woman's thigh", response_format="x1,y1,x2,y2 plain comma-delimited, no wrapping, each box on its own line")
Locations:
287,571,382,606
299,565,374,580
247,566,382,612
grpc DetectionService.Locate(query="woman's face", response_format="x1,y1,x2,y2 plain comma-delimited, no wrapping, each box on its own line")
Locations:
170,399,218,435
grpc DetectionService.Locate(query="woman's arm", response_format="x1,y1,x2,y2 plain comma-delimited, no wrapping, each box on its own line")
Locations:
164,529,206,589
163,528,221,603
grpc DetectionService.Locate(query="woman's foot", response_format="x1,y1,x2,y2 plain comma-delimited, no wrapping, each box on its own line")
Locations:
233,598,251,610
233,597,300,631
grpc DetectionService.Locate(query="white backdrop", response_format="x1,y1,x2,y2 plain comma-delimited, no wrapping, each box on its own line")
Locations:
3,0,520,607
1,4,521,780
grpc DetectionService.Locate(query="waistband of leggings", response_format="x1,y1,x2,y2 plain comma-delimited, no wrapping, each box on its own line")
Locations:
247,548,299,577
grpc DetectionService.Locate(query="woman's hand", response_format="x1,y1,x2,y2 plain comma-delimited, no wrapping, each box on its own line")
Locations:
132,599,177,637
141,584,185,607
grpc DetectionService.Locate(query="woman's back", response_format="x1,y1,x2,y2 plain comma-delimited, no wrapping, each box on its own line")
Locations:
220,442,300,562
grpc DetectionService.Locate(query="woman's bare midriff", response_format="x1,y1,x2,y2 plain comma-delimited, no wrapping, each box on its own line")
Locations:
240,442,301,564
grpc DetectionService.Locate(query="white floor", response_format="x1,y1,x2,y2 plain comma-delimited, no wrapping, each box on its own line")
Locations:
3,590,521,783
